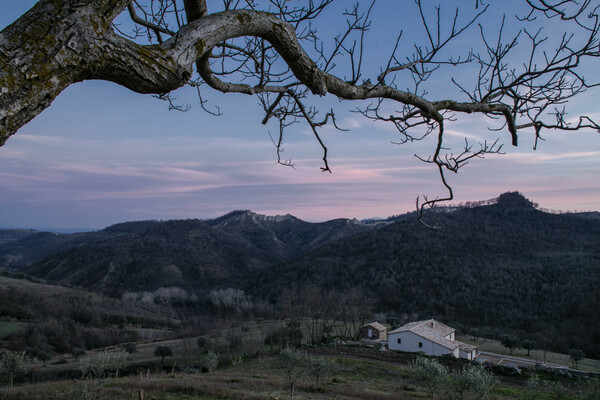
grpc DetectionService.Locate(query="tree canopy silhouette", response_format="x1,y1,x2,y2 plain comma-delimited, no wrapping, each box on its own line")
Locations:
1,0,598,219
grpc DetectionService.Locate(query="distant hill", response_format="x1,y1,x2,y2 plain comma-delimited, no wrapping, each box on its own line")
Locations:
0,229,124,268
18,212,376,296
206,210,374,259
0,229,37,246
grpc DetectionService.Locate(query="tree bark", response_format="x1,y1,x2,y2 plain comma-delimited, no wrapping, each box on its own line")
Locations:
0,0,329,145
1,0,518,148
0,0,183,145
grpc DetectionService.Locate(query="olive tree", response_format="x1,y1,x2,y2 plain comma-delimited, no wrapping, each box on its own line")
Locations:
278,345,308,400
0,351,25,397
79,350,129,379
204,350,219,372
411,356,449,400
1,0,599,220
307,355,330,389
449,363,498,400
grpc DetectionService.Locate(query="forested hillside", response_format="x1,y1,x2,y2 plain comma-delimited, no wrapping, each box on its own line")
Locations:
0,229,122,268
18,212,375,296
2,192,599,357
0,276,177,353
257,192,600,356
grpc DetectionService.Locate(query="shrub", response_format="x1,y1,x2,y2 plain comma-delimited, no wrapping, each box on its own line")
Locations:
79,350,128,379
24,347,39,361
204,351,219,372
578,377,600,400
197,336,210,353
71,348,86,361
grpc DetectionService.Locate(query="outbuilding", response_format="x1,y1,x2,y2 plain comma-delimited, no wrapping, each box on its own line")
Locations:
359,321,387,341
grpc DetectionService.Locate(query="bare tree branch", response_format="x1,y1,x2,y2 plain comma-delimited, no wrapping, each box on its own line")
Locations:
1,0,599,225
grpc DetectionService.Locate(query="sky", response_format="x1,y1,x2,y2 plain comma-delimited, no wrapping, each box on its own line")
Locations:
1,1,599,230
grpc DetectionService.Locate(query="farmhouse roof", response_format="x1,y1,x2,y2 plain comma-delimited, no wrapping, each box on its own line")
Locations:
389,319,454,335
362,321,386,331
389,319,458,350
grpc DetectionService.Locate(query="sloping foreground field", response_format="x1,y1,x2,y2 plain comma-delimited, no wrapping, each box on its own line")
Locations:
7,346,597,400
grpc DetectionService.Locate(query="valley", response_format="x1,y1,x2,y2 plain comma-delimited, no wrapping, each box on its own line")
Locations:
1,192,599,398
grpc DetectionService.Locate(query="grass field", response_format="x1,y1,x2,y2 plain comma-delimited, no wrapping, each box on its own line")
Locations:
3,318,598,399
9,344,596,400
457,335,600,372
0,321,20,341
10,356,406,400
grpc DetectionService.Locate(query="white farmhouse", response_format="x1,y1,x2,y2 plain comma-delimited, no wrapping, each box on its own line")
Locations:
387,319,477,360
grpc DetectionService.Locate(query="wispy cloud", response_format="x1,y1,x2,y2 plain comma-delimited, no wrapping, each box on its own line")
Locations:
9,133,69,145
0,171,63,183
502,150,600,163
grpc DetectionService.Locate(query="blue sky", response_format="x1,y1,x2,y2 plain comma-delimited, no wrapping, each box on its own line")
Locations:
1,1,599,229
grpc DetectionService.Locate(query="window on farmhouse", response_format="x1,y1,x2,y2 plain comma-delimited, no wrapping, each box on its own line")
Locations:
397,338,401,344
418,342,423,348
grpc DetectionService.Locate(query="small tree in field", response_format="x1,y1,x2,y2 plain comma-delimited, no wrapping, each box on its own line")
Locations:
36,350,52,366
154,345,173,365
501,335,521,355
79,350,129,379
109,350,129,378
278,346,308,400
546,381,569,400
1,351,25,397
204,351,219,372
540,338,553,363
568,348,584,369
522,340,537,357
523,375,542,400
308,356,330,389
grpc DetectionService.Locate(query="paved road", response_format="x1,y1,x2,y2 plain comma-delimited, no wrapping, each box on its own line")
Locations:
478,351,568,369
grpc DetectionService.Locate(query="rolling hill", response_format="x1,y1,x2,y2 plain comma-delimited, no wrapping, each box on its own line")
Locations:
255,192,600,356
2,192,600,357
17,211,376,296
